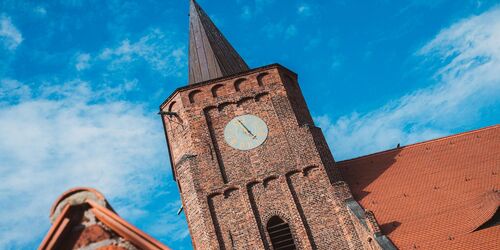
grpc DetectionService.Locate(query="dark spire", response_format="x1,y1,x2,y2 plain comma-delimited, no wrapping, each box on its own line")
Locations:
188,0,249,84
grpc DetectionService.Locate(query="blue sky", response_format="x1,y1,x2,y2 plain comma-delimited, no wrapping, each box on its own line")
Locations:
0,0,499,249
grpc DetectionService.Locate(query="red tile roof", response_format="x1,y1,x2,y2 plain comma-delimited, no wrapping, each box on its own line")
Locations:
423,226,499,250
337,125,500,249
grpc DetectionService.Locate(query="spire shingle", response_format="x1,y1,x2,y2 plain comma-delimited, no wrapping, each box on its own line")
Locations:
188,0,249,84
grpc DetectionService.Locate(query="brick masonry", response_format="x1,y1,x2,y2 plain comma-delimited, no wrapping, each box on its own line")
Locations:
161,64,388,249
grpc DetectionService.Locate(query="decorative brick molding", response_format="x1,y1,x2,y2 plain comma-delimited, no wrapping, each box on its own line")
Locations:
161,64,370,249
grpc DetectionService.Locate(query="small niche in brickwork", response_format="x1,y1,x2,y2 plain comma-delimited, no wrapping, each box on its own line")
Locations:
257,72,269,86
211,84,224,97
188,90,202,103
267,216,297,250
234,78,251,92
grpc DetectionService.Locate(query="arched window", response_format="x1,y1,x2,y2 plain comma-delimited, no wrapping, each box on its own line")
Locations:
267,216,297,250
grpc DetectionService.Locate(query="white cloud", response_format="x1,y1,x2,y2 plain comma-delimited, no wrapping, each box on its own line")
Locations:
305,34,322,51
33,6,47,16
99,29,186,77
330,58,342,70
285,25,298,38
75,53,91,71
0,79,31,101
297,3,312,16
0,15,23,50
317,6,500,160
239,0,274,20
241,5,252,20
262,22,298,39
146,200,191,241
0,79,186,248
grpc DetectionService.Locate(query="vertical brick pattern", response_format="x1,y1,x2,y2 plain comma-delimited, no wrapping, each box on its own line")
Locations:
288,169,350,249
176,157,220,249
249,176,314,249
161,65,375,249
208,190,265,249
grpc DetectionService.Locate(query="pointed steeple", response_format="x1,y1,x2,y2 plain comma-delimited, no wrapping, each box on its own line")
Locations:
188,0,249,84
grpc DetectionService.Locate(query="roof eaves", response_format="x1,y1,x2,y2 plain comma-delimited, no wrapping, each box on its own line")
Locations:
87,199,171,250
38,204,72,250
337,124,499,165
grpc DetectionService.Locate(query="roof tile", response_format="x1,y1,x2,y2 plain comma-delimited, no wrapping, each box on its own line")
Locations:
337,125,500,248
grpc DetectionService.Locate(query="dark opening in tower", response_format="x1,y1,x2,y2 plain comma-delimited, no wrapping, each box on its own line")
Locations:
267,216,297,250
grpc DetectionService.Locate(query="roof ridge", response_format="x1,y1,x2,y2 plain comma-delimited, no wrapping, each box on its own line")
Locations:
337,124,499,164
39,188,171,250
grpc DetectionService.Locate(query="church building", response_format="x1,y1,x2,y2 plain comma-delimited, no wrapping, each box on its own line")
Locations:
40,0,499,249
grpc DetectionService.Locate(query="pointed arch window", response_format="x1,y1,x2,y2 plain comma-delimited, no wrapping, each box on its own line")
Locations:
267,216,297,250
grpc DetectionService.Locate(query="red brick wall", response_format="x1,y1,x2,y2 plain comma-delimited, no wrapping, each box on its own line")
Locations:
161,64,373,249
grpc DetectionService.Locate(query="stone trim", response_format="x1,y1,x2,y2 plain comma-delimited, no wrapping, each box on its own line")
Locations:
346,198,397,250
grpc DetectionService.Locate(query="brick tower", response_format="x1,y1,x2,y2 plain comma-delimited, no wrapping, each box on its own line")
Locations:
160,1,394,249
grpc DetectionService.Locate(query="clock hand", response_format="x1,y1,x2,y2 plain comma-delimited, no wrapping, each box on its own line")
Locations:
237,119,257,139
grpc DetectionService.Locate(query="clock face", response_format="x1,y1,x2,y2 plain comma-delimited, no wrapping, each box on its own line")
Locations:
224,114,268,150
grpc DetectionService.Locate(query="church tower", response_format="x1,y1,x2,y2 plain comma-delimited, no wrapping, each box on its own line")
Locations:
160,1,393,249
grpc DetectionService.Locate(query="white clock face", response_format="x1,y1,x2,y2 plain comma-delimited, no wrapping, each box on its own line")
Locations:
224,114,268,150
